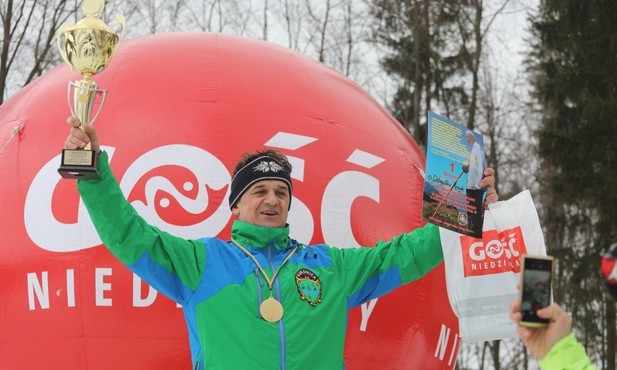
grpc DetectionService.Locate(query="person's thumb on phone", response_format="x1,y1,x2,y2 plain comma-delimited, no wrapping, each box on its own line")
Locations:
539,303,572,331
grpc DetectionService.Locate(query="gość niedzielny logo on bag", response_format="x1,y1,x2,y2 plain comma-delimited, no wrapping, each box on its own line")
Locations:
459,227,527,277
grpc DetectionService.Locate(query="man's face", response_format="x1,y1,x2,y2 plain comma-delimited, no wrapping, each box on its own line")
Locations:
232,180,290,228
466,134,475,146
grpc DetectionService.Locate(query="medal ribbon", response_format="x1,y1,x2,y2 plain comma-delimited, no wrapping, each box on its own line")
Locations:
231,238,298,309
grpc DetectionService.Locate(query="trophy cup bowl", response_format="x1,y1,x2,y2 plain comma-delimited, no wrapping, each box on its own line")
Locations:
57,0,125,179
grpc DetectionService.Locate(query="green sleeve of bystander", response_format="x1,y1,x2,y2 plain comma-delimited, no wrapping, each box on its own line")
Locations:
539,333,597,370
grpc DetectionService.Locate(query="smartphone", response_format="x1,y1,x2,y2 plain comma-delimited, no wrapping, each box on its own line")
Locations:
519,254,554,327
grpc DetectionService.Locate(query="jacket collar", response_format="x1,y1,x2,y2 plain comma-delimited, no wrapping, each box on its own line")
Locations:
231,220,291,250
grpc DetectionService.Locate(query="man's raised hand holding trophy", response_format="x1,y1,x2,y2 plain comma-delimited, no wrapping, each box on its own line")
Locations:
57,0,125,179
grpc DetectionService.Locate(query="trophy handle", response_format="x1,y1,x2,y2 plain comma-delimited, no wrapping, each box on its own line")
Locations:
66,83,75,118
57,23,70,65
67,80,107,126
114,15,126,42
89,89,107,125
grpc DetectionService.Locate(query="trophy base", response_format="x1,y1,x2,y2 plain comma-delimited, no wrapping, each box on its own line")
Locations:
58,149,100,180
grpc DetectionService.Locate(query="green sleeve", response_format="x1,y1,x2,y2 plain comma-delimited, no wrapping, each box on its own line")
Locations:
330,223,443,305
539,333,597,370
77,151,205,295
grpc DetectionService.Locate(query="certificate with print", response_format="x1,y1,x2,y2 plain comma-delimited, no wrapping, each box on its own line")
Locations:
422,111,486,238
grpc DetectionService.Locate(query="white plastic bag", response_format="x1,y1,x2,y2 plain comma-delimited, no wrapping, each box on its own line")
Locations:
439,190,547,342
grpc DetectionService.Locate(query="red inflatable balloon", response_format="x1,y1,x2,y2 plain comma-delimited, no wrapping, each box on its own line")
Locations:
0,33,459,369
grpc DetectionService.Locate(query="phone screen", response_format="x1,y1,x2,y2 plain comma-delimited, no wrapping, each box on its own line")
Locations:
520,255,553,326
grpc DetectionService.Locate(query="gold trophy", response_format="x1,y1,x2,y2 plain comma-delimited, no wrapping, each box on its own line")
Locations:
57,0,125,179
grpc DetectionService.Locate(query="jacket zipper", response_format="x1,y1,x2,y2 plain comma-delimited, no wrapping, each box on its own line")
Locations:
268,243,286,370
193,351,203,370
254,267,263,316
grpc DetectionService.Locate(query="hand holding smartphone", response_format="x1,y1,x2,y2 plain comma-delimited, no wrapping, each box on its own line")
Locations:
518,254,554,327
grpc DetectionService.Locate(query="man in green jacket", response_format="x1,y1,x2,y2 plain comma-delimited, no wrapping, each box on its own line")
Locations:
64,116,498,369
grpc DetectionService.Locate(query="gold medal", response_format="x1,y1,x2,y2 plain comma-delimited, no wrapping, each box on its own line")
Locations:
260,297,284,322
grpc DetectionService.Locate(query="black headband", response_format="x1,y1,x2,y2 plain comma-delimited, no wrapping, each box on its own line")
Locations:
229,156,292,210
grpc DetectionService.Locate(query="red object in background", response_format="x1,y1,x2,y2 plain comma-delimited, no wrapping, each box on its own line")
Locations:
601,243,617,301
0,33,459,369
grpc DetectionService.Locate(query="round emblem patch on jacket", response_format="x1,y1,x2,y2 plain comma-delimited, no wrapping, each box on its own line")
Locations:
295,269,322,307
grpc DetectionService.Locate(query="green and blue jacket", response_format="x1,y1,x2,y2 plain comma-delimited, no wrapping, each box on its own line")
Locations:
78,151,443,369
